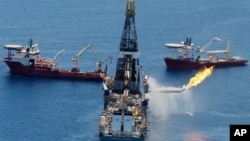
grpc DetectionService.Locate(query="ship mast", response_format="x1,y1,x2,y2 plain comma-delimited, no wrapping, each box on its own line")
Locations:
113,0,143,95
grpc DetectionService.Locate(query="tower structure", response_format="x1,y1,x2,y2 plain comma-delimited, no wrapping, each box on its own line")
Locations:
99,1,148,140
113,0,143,95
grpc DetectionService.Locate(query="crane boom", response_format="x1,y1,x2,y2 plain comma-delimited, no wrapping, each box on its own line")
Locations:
71,44,92,72
96,56,112,71
206,41,231,60
53,49,65,61
198,37,222,58
73,44,92,60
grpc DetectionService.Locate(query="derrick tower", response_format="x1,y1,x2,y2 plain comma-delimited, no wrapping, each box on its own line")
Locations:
113,0,143,95
99,1,148,140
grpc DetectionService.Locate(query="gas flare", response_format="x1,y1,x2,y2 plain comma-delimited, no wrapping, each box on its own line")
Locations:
185,66,214,89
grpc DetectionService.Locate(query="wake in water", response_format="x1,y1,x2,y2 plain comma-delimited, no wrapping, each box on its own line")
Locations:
147,77,194,121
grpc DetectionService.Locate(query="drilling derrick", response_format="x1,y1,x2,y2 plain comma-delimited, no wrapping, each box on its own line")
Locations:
120,0,137,52
113,0,142,94
99,1,148,140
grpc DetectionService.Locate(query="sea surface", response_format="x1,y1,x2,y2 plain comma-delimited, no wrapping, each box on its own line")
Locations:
0,0,250,141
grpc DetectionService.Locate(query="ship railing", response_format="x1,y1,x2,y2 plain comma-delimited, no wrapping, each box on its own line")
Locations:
40,57,54,62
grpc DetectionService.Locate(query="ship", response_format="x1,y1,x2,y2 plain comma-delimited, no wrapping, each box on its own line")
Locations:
99,0,149,141
2,39,109,81
164,37,248,69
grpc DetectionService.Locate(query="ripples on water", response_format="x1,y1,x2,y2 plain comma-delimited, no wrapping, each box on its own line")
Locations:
0,0,250,141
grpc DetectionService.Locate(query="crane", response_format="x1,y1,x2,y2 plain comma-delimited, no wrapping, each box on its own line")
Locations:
71,44,94,72
225,41,231,60
197,37,222,58
206,41,231,60
53,49,65,62
51,49,65,69
96,56,112,72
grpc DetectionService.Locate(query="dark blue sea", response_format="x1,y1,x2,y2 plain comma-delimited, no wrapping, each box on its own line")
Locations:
1,0,250,141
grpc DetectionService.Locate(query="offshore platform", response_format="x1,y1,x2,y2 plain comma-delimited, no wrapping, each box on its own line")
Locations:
99,0,149,140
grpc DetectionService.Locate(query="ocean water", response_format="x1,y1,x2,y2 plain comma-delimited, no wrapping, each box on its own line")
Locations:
0,0,250,141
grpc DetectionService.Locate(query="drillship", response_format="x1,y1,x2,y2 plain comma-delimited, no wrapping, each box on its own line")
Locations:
164,37,248,69
99,0,149,140
2,39,109,81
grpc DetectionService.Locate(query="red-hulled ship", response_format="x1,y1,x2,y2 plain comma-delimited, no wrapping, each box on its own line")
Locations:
2,39,109,81
164,37,248,69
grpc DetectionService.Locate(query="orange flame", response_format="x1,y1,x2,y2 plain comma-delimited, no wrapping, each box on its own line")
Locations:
185,66,214,89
